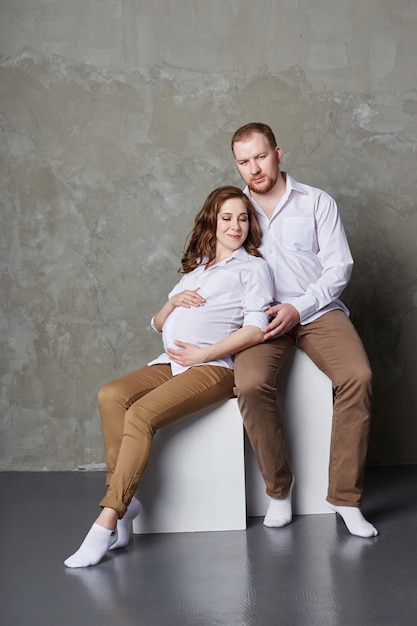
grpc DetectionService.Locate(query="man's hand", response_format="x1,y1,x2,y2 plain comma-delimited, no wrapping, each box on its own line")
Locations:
264,303,300,340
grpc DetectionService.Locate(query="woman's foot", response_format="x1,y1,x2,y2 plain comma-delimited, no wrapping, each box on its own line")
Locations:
109,497,142,550
64,523,117,568
64,507,118,568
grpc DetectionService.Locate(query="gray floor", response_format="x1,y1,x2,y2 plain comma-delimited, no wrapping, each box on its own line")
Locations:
1,466,417,626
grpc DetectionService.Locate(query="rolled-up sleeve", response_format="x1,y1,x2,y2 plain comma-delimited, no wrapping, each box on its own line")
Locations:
242,260,274,330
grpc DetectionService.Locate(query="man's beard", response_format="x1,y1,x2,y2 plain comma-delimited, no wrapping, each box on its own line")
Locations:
248,174,277,195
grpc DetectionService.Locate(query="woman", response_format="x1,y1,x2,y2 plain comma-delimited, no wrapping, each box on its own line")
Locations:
64,185,274,568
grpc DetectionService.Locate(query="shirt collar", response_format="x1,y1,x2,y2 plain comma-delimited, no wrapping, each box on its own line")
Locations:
284,172,308,196
228,246,250,262
217,246,250,266
202,246,249,269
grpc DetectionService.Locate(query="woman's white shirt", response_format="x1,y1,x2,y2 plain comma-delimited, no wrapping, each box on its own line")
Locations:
148,247,273,375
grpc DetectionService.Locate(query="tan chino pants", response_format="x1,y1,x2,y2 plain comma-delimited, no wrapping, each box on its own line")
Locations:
98,363,234,517
233,310,373,507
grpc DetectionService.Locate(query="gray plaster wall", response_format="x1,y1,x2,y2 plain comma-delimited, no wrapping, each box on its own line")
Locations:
1,1,416,470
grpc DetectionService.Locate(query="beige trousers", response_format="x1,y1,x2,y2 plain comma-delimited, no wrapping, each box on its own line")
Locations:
98,363,234,517
233,310,373,507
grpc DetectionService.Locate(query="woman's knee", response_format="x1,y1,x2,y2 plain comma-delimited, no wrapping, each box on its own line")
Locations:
97,380,120,412
124,405,156,441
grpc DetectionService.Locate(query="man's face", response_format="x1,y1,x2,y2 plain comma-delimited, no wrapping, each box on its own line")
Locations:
233,132,282,194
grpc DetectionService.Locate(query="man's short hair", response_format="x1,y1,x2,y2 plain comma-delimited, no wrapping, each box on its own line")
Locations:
231,123,277,154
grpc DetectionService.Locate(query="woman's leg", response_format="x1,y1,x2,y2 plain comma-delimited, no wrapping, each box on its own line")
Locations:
100,365,234,515
98,364,173,484
65,365,234,567
65,364,173,568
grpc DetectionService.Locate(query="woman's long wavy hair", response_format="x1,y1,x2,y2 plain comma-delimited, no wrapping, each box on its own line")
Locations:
180,186,263,274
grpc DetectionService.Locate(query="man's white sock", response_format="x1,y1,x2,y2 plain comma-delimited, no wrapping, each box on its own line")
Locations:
328,503,379,537
64,523,117,568
263,478,294,528
109,497,142,550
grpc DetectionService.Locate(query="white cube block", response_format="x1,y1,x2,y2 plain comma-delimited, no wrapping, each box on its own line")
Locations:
245,347,334,516
133,399,246,534
133,347,333,535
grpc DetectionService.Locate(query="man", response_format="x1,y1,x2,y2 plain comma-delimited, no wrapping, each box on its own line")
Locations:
231,122,378,537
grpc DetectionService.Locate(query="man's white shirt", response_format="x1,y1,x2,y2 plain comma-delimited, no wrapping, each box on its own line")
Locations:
245,173,353,324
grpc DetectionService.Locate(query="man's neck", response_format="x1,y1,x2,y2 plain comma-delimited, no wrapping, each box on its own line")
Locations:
250,172,287,219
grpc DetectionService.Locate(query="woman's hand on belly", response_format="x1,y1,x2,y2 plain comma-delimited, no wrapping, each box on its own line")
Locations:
153,288,205,333
166,341,207,367
171,288,205,309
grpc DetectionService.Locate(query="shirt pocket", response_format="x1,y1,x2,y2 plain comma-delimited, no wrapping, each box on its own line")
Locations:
282,217,316,251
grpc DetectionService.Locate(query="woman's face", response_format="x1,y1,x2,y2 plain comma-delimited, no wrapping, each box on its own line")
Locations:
215,197,249,259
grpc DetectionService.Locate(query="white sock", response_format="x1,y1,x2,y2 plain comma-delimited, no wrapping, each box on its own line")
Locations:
109,497,142,550
328,504,379,538
263,478,295,528
64,523,117,568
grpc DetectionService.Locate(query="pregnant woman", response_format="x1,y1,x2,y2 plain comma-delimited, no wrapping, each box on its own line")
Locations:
64,185,273,568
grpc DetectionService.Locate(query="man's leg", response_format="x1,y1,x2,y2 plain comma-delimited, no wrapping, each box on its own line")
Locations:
234,337,295,526
295,311,378,537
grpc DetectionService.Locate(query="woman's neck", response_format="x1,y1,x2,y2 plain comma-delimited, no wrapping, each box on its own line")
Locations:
206,248,238,269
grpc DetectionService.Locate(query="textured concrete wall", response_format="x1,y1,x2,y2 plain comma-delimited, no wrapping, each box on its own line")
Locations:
1,1,416,470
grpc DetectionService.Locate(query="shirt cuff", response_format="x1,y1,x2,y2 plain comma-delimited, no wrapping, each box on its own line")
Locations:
243,311,269,330
150,316,162,333
286,294,318,323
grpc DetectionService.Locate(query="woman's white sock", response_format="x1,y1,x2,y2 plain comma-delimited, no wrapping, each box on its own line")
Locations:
109,497,142,550
64,523,117,568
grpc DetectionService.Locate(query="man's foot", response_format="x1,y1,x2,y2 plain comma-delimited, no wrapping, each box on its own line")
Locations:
327,503,378,537
109,497,142,550
263,478,295,528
